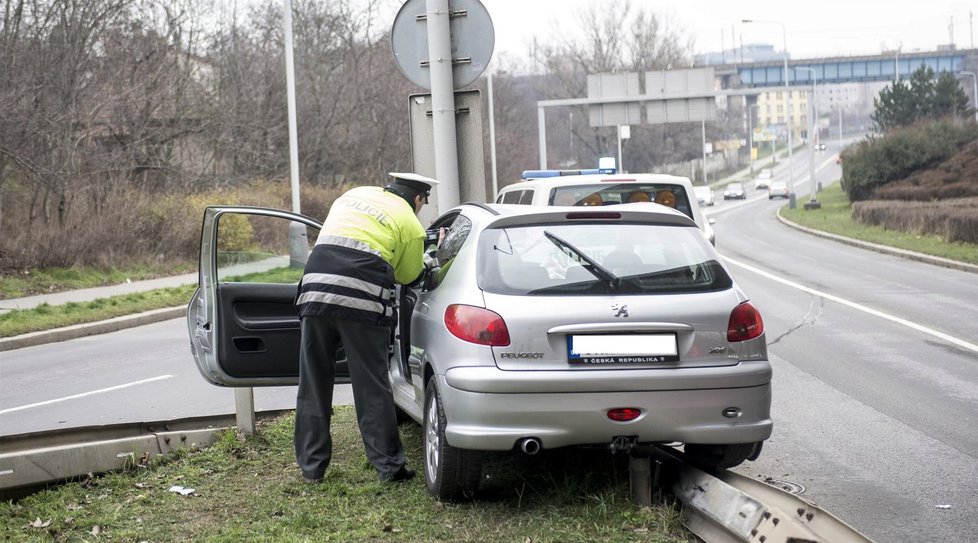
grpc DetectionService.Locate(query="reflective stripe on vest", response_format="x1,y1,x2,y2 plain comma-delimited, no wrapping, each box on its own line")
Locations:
300,272,393,300
315,234,382,258
295,290,393,318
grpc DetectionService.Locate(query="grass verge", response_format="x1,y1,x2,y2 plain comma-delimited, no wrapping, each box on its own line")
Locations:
0,263,195,300
780,182,978,265
0,286,196,338
0,407,691,542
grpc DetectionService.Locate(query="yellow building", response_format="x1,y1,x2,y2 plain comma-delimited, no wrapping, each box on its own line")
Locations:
756,89,809,140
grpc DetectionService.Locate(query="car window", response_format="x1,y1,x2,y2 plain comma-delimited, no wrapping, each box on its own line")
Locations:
550,183,695,221
518,190,535,205
215,212,316,283
501,190,523,204
435,215,472,268
477,222,730,296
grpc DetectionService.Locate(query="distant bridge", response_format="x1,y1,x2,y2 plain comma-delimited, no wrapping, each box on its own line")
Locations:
714,48,977,89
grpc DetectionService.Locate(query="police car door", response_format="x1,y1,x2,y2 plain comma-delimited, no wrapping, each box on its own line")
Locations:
187,206,350,387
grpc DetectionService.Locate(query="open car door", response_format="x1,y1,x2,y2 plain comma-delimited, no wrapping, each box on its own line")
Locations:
187,206,350,387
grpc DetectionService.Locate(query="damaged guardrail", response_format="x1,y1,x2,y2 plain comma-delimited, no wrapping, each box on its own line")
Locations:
675,466,874,543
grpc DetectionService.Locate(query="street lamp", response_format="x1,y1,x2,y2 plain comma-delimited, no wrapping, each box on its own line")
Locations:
742,19,794,200
794,67,819,207
961,71,978,122
748,104,760,175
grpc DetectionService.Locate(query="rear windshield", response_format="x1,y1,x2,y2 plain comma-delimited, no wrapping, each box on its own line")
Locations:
477,222,731,296
549,183,695,222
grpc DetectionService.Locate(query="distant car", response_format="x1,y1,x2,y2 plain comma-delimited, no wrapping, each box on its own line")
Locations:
768,180,790,199
815,143,826,151
693,186,715,206
753,169,773,190
723,182,747,200
187,203,772,500
495,171,716,245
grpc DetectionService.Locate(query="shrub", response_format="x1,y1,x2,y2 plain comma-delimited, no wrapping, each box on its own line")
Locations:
852,197,978,243
841,118,978,202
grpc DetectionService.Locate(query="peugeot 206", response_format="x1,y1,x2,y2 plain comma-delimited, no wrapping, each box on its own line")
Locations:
187,203,772,500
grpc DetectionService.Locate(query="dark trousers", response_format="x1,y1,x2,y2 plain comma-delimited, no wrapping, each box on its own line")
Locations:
294,315,406,480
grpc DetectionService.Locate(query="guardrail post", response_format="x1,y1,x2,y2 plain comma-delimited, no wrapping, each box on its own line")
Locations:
234,387,256,435
629,455,652,506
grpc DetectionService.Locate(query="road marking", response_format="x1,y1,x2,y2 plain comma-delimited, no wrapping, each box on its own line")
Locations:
723,255,978,354
0,375,174,415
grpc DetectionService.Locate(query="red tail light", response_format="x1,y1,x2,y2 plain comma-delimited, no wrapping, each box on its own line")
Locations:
727,301,764,342
445,304,511,346
607,408,642,422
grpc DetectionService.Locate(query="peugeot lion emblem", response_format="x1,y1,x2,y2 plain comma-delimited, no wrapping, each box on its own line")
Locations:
612,304,628,318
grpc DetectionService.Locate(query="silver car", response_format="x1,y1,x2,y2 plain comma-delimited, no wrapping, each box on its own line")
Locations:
187,203,772,500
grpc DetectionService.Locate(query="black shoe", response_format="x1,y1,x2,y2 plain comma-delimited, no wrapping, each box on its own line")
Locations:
301,472,324,484
382,466,416,483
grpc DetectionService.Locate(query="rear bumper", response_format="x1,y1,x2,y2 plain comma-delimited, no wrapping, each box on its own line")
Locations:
438,364,772,451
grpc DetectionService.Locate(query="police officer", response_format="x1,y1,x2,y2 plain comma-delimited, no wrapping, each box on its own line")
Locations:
294,172,437,484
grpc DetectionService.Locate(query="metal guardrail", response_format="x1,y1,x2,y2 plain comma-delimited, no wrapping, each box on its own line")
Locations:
0,411,290,499
675,466,874,543
4,417,873,542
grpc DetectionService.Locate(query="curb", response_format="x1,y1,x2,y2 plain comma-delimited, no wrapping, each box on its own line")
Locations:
0,306,186,352
776,211,978,275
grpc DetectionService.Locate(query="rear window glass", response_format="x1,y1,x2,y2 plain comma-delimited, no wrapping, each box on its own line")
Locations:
548,183,695,221
477,222,731,296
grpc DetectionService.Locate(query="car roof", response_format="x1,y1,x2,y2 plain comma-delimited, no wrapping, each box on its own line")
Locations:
458,201,697,228
500,173,694,191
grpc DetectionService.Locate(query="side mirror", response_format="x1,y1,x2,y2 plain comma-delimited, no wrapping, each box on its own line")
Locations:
708,218,717,225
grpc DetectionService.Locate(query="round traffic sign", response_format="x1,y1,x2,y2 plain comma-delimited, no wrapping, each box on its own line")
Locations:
390,0,495,89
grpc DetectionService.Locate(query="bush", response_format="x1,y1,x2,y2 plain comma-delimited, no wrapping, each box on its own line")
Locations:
0,178,347,271
841,118,978,202
852,197,978,243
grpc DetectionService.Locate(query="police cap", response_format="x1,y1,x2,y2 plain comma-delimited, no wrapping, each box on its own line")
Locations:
388,172,439,193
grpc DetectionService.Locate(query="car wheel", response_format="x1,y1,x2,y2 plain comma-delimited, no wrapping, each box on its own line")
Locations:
423,377,482,500
768,196,773,200
684,442,760,471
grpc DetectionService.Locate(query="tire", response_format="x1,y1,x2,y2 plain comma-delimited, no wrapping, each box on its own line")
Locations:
684,442,761,471
423,377,483,500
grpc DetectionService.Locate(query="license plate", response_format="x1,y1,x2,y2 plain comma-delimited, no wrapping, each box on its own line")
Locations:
567,334,678,364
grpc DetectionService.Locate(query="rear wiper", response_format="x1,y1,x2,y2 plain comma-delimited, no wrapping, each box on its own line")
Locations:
543,230,621,287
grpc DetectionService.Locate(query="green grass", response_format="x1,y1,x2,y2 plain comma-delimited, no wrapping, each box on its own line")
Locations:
0,263,195,299
0,285,198,338
0,267,302,338
780,182,978,265
0,407,691,542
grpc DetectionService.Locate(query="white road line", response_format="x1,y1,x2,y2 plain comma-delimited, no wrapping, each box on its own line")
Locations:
0,375,174,415
723,255,978,354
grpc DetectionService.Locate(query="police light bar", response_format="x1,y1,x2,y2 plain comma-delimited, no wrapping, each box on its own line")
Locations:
521,168,607,180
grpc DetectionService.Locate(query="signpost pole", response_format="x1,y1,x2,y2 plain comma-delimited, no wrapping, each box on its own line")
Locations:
426,0,461,211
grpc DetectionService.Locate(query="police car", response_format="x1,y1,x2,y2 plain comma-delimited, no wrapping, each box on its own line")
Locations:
494,169,716,245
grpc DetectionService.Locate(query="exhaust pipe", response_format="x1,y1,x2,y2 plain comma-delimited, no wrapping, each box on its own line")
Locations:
518,437,541,455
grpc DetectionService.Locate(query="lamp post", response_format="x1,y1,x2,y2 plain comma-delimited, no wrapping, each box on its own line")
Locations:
794,67,819,207
961,71,978,122
748,104,760,175
742,19,794,200
894,50,900,82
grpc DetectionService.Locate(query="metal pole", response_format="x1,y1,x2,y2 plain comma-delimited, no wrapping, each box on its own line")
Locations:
795,67,818,204
961,71,978,122
426,0,460,212
744,20,793,192
895,51,900,82
617,126,624,173
782,23,794,197
283,0,301,214
487,62,499,199
538,105,547,169
701,120,707,184
748,106,754,175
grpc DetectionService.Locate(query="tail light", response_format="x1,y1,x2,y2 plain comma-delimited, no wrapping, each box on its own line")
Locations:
607,408,642,422
727,301,764,342
445,304,511,346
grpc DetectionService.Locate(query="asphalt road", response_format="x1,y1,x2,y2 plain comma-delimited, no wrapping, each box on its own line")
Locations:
0,320,353,435
708,148,978,543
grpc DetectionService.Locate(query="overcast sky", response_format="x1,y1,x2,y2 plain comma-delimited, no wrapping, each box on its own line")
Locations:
475,0,976,63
